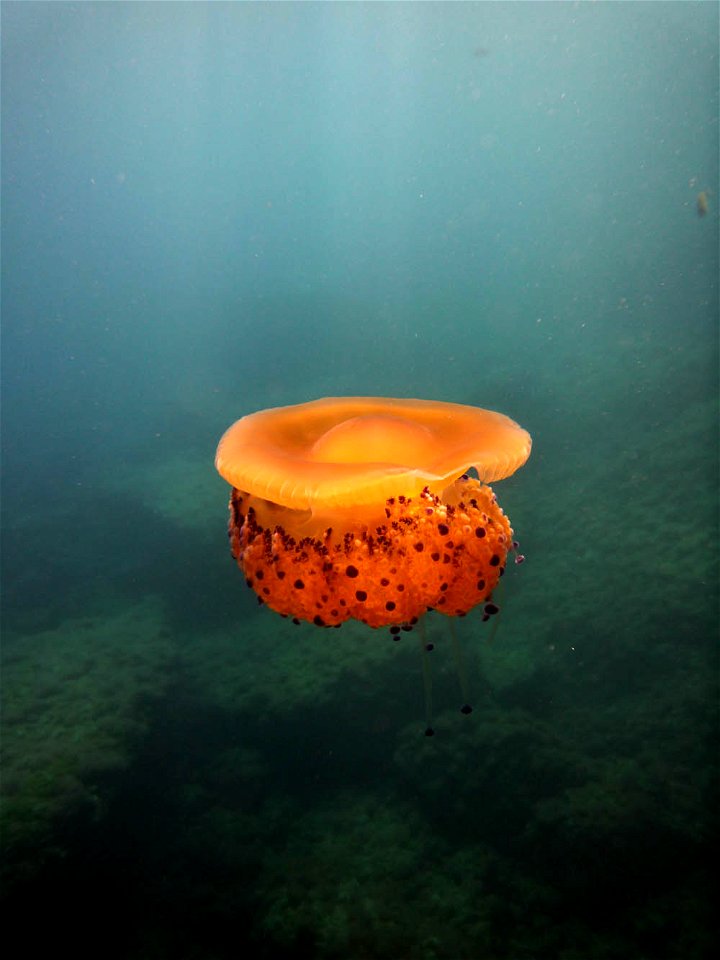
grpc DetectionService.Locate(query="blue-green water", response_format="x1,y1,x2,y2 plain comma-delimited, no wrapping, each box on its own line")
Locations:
1,2,718,958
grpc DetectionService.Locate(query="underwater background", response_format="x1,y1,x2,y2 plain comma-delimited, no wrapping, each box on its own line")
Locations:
1,2,718,958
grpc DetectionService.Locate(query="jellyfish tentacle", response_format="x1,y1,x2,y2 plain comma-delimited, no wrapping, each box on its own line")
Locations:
419,619,434,737
448,619,473,716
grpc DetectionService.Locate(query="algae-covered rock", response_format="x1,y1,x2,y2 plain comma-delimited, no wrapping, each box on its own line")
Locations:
255,791,501,960
1,596,174,885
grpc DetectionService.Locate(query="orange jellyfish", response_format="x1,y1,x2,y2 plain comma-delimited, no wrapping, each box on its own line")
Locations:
697,191,709,217
215,397,531,631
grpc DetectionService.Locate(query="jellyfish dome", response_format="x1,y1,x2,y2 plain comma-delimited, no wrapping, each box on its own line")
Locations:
215,397,531,629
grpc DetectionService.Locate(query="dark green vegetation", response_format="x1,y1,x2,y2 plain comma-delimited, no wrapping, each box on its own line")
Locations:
2,359,717,958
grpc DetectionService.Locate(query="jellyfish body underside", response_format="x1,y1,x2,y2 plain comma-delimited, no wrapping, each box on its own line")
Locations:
228,476,512,629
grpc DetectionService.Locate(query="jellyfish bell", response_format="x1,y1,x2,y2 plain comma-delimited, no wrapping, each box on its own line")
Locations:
215,397,531,630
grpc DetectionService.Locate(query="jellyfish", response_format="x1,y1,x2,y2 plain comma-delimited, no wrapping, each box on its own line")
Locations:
215,397,531,630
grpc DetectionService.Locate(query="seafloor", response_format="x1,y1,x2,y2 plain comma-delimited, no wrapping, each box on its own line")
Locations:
1,326,717,960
